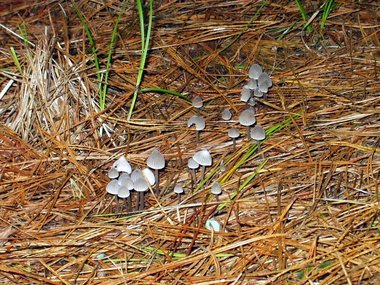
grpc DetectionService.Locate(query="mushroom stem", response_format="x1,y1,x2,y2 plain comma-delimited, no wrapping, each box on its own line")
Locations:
200,165,205,184
135,193,140,211
126,195,132,212
196,130,200,145
232,138,236,150
154,169,160,196
246,126,250,140
139,192,145,210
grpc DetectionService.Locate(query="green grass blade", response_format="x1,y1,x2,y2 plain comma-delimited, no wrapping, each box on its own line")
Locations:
294,0,312,33
127,0,153,121
320,0,335,33
100,0,129,110
10,47,22,74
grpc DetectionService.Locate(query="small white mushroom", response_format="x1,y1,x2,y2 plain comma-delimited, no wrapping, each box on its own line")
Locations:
188,115,205,144
147,149,165,196
211,181,222,200
193,149,212,184
248,64,263,80
240,85,251,103
106,179,120,195
192,96,203,109
188,157,199,191
258,72,272,93
239,108,256,140
108,167,119,179
247,79,258,90
228,127,240,150
142,167,156,186
250,125,266,141
174,183,184,203
221,108,232,121
112,155,132,174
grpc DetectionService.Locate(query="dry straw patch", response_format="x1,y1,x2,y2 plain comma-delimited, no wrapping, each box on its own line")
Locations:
0,1,379,284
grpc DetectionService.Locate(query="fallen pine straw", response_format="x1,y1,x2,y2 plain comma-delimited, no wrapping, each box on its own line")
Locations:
0,0,379,284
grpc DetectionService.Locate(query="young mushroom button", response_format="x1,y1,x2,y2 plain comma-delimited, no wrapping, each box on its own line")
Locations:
193,149,212,184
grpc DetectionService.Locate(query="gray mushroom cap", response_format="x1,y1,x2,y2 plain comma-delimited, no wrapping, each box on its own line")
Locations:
221,108,232,121
147,149,165,170
112,155,132,174
134,178,149,192
142,167,156,186
193,149,212,166
211,182,222,195
192,96,203,108
118,173,134,190
228,127,240,138
187,115,205,131
247,79,258,90
188,157,200,169
250,125,266,141
106,179,120,195
117,186,130,198
108,167,119,179
249,64,263,80
240,86,252,102
174,184,184,194
253,88,264,98
258,72,272,93
239,108,256,126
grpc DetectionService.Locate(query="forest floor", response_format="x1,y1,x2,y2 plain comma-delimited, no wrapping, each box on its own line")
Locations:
0,1,379,284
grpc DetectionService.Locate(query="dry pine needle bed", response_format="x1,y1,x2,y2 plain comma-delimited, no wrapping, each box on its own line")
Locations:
0,1,379,284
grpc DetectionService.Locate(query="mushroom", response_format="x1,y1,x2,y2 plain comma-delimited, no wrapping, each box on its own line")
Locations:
250,125,266,158
146,149,165,196
211,181,222,201
247,78,258,90
118,173,134,212
258,72,272,93
174,183,184,203
240,85,251,103
239,108,256,140
193,149,212,186
106,179,121,212
108,167,119,179
192,96,203,109
188,157,199,192
188,115,205,144
248,64,263,80
228,127,240,150
133,177,149,210
221,108,232,121
117,186,131,212
112,155,132,174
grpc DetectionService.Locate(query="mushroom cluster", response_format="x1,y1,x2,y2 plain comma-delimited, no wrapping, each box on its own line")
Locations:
105,63,272,211
106,149,165,211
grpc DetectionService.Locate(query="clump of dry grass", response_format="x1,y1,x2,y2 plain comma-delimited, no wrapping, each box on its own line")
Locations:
0,1,379,284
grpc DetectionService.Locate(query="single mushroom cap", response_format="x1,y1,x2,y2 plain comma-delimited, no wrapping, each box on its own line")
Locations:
239,108,256,126
247,79,258,90
133,178,149,192
117,186,130,198
228,127,240,139
142,167,156,186
188,157,199,169
106,179,120,195
192,96,203,108
108,167,119,179
250,125,266,141
131,168,143,183
258,72,272,93
240,86,252,102
118,173,134,190
174,184,184,194
249,64,263,80
193,149,212,166
211,182,222,195
187,115,205,131
147,149,165,170
112,155,132,174
221,108,232,121
248,97,257,107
